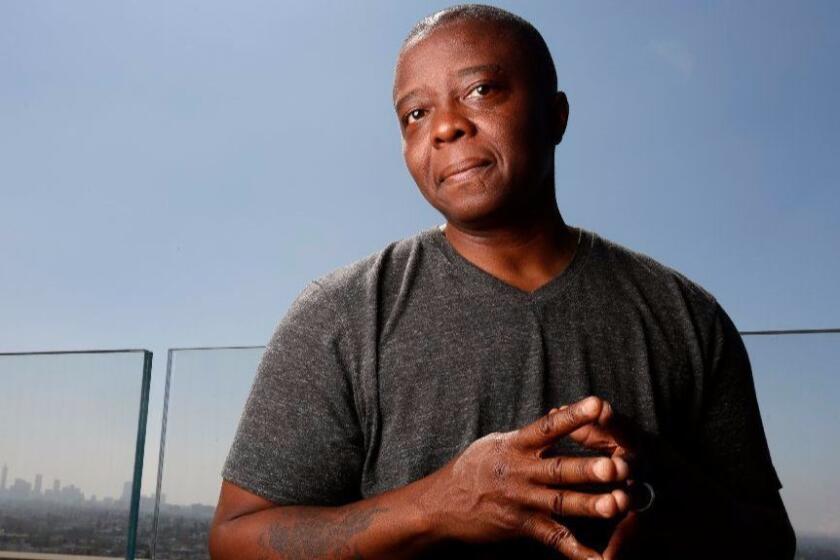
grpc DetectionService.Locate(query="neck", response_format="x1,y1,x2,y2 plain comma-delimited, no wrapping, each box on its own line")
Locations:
441,192,577,293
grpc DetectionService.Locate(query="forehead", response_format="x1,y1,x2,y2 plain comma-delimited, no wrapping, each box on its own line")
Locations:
393,19,525,98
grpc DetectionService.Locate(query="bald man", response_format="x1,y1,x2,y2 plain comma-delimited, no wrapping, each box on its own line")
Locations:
209,5,794,559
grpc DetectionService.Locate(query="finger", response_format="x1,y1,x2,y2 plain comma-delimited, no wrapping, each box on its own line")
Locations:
519,487,631,519
567,423,621,452
519,515,602,560
526,455,631,485
591,401,637,449
603,511,641,560
567,425,640,473
567,403,642,467
514,396,605,451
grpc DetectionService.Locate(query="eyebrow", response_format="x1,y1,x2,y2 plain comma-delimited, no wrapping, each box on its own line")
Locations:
393,63,505,111
394,89,423,113
456,63,503,78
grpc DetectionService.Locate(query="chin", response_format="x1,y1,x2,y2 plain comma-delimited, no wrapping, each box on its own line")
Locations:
440,185,516,222
439,198,512,229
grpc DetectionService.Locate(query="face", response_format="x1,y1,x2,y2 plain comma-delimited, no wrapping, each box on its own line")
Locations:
393,19,567,228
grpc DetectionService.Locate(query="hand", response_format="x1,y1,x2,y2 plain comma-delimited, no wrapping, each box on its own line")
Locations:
421,396,632,560
602,511,643,560
566,401,795,560
565,401,655,559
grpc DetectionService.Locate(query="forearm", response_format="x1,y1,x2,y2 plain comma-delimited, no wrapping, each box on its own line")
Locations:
209,475,447,560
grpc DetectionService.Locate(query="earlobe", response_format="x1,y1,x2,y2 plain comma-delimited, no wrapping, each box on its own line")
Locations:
552,91,569,145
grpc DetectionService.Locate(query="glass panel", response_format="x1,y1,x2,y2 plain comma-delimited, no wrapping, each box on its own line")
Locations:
0,349,152,559
147,347,263,560
744,332,840,556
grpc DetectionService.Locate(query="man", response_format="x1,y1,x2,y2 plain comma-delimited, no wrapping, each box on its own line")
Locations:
209,5,795,559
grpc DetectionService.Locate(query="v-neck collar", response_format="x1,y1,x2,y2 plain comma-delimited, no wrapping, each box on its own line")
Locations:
422,223,593,305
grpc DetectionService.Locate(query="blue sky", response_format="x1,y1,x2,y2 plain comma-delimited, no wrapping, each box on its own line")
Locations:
1,0,838,536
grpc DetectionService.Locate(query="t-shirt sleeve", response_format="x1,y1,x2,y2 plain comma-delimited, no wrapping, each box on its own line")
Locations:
221,280,365,506
695,300,783,501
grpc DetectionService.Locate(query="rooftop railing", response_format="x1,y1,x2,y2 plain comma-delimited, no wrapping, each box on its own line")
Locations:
1,330,838,559
0,349,152,560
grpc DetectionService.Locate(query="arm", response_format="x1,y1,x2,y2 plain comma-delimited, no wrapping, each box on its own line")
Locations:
631,431,795,559
579,302,796,559
211,397,635,560
208,479,442,560
569,404,795,559
673,301,795,557
211,281,442,559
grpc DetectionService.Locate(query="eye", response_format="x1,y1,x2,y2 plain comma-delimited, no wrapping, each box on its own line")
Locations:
466,83,495,99
404,108,427,125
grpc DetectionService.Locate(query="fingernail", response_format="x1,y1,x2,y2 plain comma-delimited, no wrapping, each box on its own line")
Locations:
613,456,630,479
596,495,614,517
612,488,630,512
594,458,614,481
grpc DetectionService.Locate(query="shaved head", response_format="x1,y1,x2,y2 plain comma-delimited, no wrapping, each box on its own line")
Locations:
397,4,558,100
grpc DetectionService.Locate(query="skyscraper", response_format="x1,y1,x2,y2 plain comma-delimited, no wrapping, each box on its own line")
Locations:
0,464,7,492
120,481,132,503
34,473,43,495
53,479,60,493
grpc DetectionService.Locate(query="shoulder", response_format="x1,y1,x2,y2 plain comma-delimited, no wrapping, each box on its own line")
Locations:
584,229,740,381
589,228,720,310
584,229,728,352
308,227,430,307
281,228,431,332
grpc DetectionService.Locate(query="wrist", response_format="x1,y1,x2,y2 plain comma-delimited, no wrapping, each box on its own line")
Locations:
365,469,454,554
410,466,456,542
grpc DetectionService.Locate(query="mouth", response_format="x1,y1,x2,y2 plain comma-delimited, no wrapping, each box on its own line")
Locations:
438,158,493,185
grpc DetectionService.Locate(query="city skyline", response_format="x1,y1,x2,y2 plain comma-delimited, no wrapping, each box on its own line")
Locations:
0,461,167,507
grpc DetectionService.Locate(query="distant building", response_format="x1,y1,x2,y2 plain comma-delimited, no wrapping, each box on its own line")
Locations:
34,473,43,495
53,478,60,493
0,463,7,491
120,480,132,503
60,483,84,505
9,478,31,500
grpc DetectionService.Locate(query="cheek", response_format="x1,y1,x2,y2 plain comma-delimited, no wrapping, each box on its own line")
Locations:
404,140,431,188
481,113,531,163
506,113,540,151
496,116,545,175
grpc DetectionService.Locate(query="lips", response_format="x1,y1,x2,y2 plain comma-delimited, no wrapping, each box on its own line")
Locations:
438,158,492,185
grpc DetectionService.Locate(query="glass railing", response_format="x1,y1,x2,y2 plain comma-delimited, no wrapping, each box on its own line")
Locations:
143,347,263,560
0,349,153,560
3,332,836,559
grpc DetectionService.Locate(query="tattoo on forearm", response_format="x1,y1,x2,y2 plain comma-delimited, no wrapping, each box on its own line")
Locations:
258,505,389,559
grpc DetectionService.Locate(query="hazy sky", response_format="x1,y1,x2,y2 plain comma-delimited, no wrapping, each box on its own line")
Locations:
1,0,838,536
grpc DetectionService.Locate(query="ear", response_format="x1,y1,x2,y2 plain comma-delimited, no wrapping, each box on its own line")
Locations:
551,90,570,145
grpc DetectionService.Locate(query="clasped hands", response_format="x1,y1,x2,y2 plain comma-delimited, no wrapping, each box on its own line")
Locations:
424,396,654,560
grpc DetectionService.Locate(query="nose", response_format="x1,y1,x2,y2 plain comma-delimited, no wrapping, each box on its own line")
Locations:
432,108,476,148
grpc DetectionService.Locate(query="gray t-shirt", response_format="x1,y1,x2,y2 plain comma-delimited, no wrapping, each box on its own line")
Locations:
222,224,781,556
